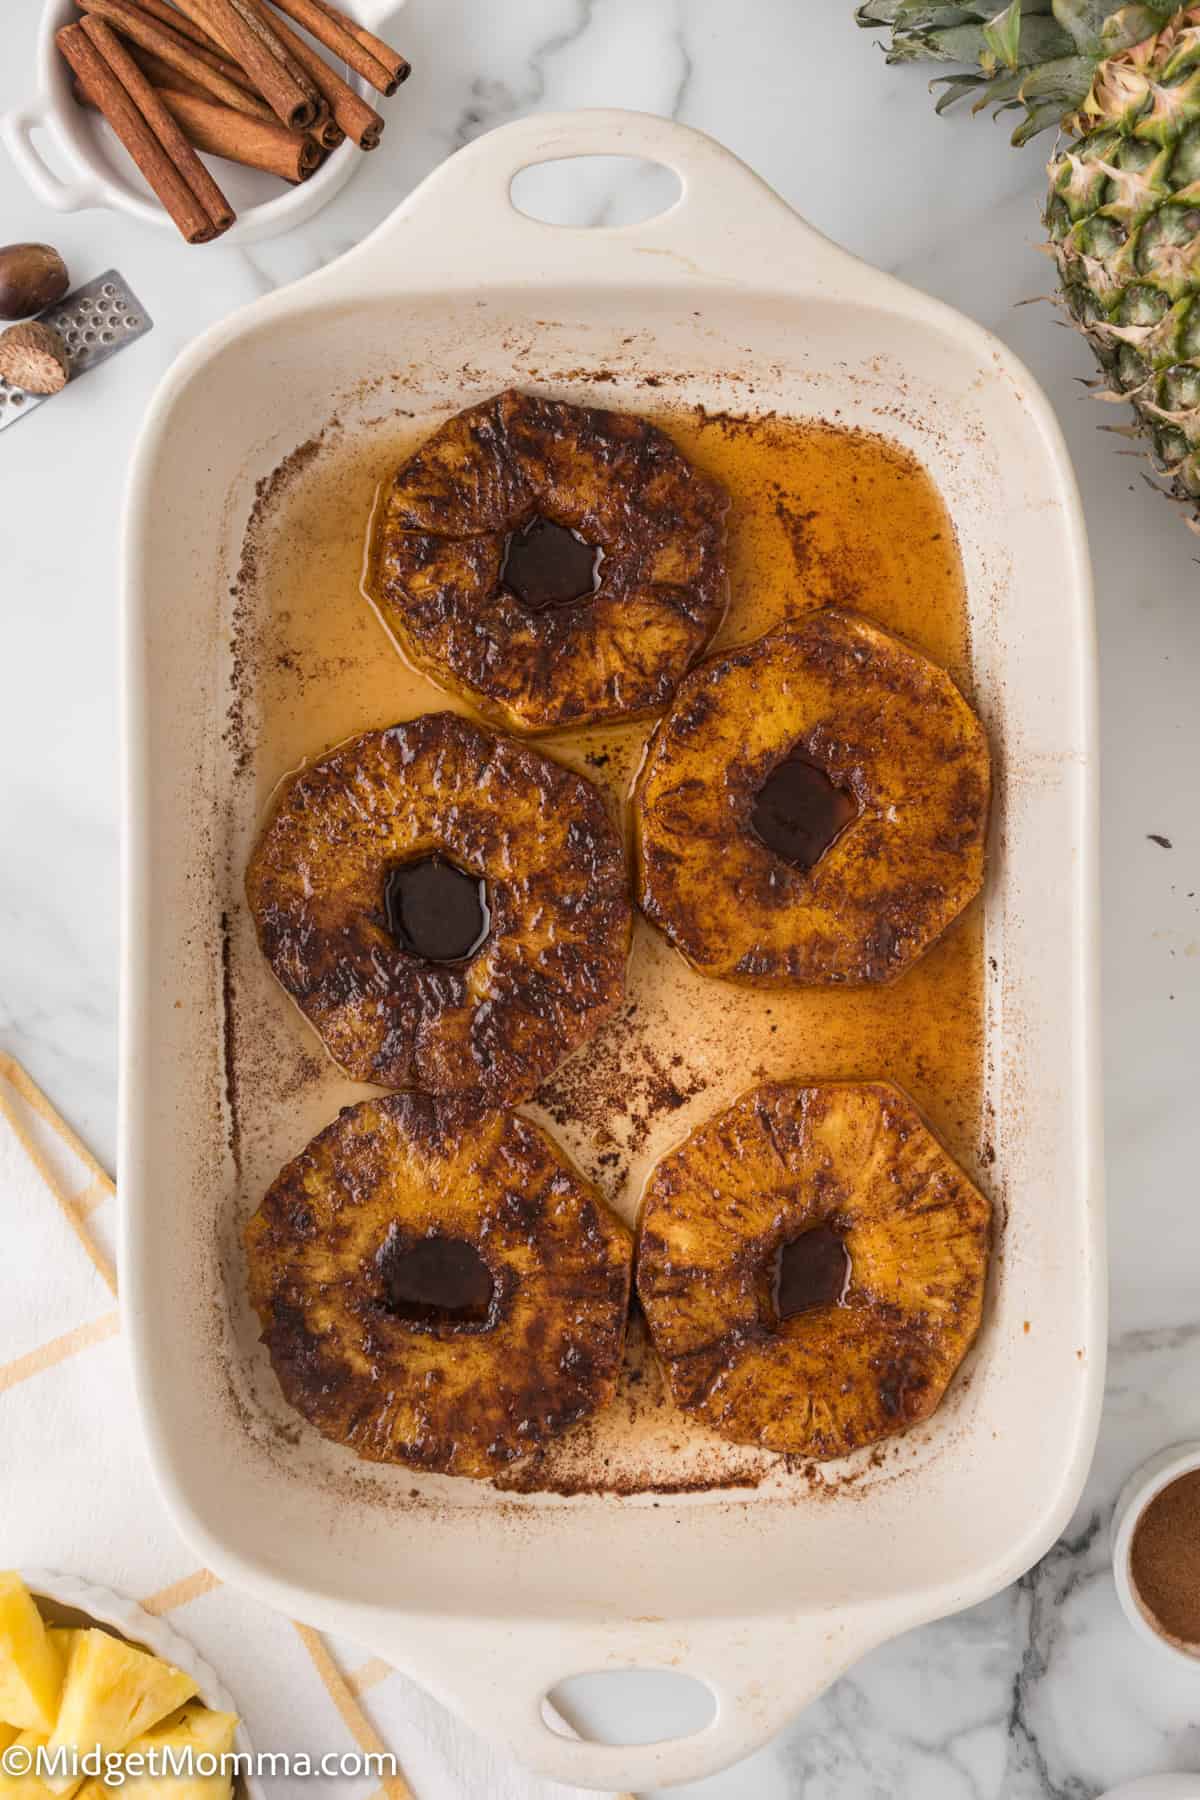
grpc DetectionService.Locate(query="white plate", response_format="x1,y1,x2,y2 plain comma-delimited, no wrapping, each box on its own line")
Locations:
119,110,1105,1790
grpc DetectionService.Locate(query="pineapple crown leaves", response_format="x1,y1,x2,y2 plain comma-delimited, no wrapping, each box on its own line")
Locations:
857,0,1180,140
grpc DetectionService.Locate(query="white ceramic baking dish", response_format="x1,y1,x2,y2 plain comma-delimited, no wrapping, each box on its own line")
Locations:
2,0,402,246
119,110,1105,1791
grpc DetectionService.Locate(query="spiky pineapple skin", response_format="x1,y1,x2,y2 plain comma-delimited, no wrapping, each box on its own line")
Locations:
1046,9,1200,503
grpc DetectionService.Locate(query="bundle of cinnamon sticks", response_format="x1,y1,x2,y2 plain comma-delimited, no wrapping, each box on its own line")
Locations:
56,0,409,242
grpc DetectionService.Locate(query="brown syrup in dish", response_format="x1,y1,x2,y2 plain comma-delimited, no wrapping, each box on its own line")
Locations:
384,856,489,962
773,1225,851,1322
500,515,601,611
751,753,858,872
376,1226,494,1325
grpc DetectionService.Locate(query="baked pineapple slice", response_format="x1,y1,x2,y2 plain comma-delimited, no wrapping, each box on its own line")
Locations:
372,389,729,732
0,1574,64,1734
247,711,631,1106
635,610,990,985
636,1082,991,1460
245,1091,634,1479
49,1632,196,1760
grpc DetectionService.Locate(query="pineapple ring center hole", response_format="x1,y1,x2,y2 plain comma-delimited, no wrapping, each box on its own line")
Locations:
500,514,603,612
751,751,858,872
384,855,491,962
767,1223,851,1326
376,1226,495,1326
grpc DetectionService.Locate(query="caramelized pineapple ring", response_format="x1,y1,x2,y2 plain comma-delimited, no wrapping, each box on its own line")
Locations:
372,389,729,732
245,1093,634,1479
635,610,991,985
636,1082,991,1461
246,712,631,1106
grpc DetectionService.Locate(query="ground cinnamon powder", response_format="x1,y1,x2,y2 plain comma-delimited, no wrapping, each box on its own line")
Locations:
1130,1469,1200,1645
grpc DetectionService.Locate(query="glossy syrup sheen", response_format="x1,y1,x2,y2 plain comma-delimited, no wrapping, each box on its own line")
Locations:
231,404,986,1493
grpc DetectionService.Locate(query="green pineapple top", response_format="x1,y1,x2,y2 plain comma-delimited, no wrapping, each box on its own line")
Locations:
857,0,1180,138
859,0,1200,503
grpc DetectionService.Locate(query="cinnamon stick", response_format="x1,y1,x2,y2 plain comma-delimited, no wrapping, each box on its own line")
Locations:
75,71,323,178
226,0,323,110
309,108,343,150
263,0,394,95
76,0,274,115
138,44,343,154
83,0,254,87
141,4,340,148
127,0,223,52
156,85,321,179
226,0,341,149
307,0,408,91
81,14,234,227
56,21,227,241
129,44,275,118
258,0,382,146
136,0,340,148
169,0,317,128
74,73,320,180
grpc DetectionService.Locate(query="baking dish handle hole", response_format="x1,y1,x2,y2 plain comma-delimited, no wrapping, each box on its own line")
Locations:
542,1667,716,1746
510,155,683,229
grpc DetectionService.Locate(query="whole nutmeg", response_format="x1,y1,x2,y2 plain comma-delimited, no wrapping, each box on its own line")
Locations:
0,243,70,321
0,321,71,395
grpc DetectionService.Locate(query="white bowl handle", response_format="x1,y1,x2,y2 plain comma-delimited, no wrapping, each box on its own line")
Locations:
351,0,404,33
364,1609,878,1791
339,108,871,297
1,96,103,212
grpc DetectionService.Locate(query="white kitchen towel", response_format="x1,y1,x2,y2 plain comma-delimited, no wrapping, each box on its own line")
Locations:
0,1056,628,1800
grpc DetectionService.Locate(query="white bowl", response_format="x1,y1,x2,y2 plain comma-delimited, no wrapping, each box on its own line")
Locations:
1111,1441,1200,1663
1,0,402,246
21,1567,264,1800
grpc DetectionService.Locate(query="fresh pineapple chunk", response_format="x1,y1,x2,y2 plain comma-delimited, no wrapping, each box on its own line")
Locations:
74,1705,238,1800
2,1634,80,1798
0,1727,17,1754
0,1576,64,1734
0,1729,46,1800
50,1633,196,1759
123,1705,237,1800
137,1706,237,1756
45,1634,79,1671
0,1728,80,1800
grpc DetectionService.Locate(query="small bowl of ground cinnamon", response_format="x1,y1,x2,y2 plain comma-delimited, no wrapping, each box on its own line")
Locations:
1113,1441,1200,1660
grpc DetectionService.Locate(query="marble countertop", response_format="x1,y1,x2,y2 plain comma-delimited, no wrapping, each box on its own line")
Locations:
2,2,1199,1795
